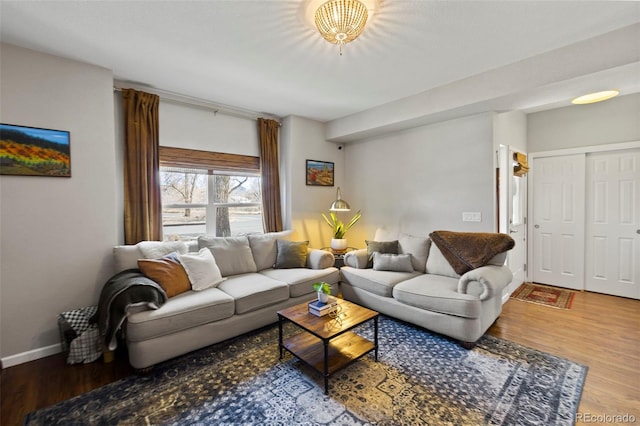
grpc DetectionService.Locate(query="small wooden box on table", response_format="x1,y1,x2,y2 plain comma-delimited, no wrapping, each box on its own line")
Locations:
277,299,379,394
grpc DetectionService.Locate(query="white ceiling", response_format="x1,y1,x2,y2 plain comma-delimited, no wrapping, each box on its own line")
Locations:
1,1,639,123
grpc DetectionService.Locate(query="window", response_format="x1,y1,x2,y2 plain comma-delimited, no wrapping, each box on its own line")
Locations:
160,147,263,241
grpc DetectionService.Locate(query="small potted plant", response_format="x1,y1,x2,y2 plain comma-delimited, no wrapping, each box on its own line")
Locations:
313,282,332,304
321,210,362,251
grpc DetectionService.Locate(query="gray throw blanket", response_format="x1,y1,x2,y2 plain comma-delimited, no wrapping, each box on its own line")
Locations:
91,269,167,351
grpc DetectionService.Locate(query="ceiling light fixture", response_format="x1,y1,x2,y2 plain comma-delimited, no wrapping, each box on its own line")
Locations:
571,90,620,105
315,0,369,55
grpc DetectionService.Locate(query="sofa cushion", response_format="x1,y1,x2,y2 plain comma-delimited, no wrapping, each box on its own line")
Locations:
137,241,188,259
340,266,421,298
399,234,431,273
275,240,309,269
137,252,191,298
372,253,414,272
426,244,460,278
392,275,482,319
126,287,235,342
365,240,399,268
248,230,294,271
178,248,226,291
217,273,289,314
488,251,508,266
198,235,257,277
374,227,399,241
260,267,340,298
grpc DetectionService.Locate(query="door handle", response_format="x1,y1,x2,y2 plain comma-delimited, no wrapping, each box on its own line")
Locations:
534,225,540,229
510,229,518,234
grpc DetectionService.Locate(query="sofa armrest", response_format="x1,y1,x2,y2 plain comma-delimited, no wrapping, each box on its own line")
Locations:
307,249,335,269
344,249,369,269
457,265,513,301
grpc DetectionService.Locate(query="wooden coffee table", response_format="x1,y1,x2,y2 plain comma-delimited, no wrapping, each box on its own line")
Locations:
277,299,379,394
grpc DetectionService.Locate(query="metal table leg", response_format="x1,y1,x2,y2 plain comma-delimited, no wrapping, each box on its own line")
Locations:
374,315,379,361
278,314,284,359
323,339,329,394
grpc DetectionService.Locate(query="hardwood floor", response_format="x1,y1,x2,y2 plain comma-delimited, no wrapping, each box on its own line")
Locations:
489,289,640,422
2,289,638,425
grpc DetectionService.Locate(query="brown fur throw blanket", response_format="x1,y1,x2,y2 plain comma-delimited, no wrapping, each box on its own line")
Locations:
429,230,515,275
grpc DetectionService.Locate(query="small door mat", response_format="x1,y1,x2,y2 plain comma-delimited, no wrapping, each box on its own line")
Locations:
510,283,576,309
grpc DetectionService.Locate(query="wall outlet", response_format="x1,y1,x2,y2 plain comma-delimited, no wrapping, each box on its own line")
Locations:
462,212,482,222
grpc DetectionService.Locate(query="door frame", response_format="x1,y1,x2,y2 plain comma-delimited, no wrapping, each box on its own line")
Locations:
527,140,640,284
498,145,528,301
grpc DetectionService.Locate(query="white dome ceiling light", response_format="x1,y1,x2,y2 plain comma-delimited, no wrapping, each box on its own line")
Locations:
571,90,620,105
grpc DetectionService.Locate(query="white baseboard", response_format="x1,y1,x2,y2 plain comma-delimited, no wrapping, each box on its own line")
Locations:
1,343,62,368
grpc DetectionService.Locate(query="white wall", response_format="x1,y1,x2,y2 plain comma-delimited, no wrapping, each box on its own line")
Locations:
493,111,527,154
0,44,117,364
343,113,497,247
282,116,346,248
528,93,640,152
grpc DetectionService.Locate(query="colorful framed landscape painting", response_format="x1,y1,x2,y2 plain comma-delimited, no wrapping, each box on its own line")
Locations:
0,123,71,177
306,159,334,186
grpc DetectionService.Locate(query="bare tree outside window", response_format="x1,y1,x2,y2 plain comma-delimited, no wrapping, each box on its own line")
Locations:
162,172,205,217
160,167,262,240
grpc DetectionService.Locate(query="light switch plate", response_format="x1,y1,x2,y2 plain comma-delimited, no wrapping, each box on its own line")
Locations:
462,212,482,222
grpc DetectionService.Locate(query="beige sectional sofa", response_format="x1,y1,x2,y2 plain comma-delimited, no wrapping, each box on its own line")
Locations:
111,231,339,369
340,230,513,347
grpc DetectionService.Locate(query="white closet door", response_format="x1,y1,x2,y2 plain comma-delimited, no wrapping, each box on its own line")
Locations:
585,149,640,299
531,154,586,290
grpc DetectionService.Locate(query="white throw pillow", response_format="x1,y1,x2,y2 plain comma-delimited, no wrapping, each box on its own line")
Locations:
178,248,226,291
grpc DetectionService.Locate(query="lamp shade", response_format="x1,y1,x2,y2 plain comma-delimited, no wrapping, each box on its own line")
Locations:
330,187,351,211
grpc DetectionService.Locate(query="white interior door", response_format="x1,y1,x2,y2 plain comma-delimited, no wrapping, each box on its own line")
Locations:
531,154,585,290
498,146,527,298
585,149,640,299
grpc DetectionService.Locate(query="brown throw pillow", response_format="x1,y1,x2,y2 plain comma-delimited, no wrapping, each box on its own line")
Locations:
365,240,399,268
138,252,191,298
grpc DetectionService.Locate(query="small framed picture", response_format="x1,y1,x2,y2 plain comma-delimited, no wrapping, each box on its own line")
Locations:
0,123,71,177
306,160,334,186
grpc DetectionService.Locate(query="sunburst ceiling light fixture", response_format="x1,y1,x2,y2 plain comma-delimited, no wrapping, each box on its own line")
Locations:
315,0,369,55
571,90,620,105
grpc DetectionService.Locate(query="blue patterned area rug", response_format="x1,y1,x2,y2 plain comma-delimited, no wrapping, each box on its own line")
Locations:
25,316,586,425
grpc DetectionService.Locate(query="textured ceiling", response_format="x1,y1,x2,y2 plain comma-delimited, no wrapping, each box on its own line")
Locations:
1,1,639,122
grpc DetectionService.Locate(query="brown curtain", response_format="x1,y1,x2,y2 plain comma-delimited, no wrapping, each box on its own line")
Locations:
122,89,162,244
258,118,283,232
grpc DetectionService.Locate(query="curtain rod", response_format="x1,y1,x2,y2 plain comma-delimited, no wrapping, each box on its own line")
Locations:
113,83,281,125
